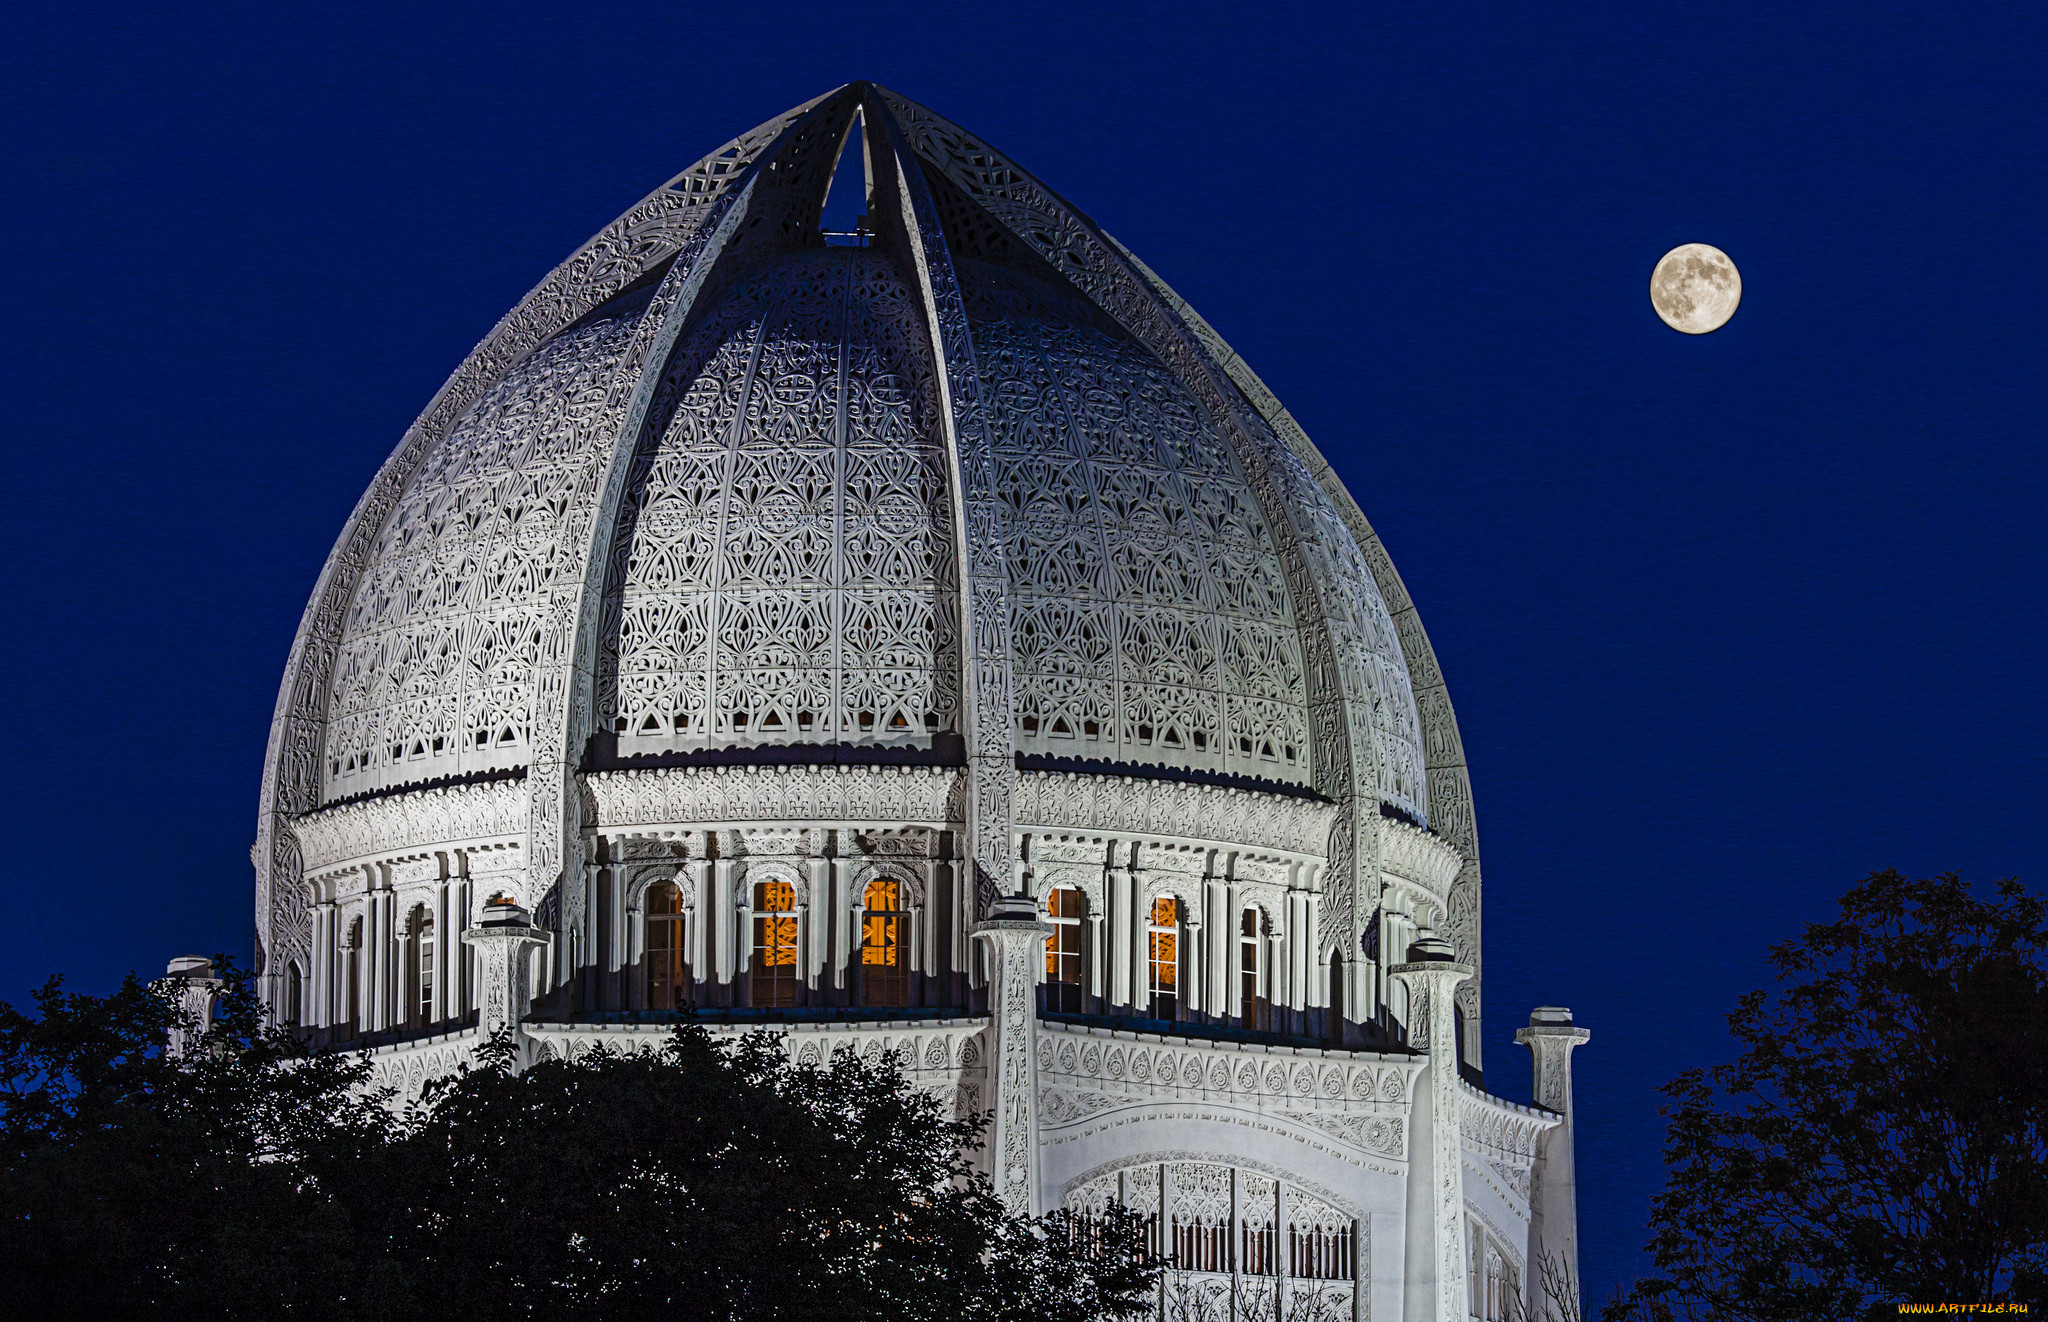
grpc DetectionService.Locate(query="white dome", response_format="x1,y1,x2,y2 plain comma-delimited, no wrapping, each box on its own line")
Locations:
318,243,1421,804
256,84,1477,1014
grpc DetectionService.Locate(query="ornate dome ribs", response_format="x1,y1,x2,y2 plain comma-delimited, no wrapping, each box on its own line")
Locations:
963,262,1312,786
598,248,958,755
322,290,656,801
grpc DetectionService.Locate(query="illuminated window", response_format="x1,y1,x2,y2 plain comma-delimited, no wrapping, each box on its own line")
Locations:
750,879,800,1008
1239,909,1268,1032
1043,887,1084,1013
1147,896,1179,1021
859,877,909,1007
645,881,688,1010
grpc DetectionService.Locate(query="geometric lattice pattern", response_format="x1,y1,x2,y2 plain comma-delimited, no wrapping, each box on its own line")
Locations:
966,261,1312,786
1066,1160,1360,1316
323,295,654,801
600,250,958,751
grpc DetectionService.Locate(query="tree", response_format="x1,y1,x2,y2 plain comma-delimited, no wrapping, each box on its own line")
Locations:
0,960,399,1319
1605,870,2048,1322
383,1027,1158,1321
0,964,1158,1319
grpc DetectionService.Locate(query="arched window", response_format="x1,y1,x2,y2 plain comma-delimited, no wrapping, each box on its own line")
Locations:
1146,896,1179,1021
645,881,689,1010
1239,909,1269,1032
407,905,434,1029
283,963,302,1028
1043,887,1084,1014
342,916,362,1040
750,878,800,1008
858,877,909,1007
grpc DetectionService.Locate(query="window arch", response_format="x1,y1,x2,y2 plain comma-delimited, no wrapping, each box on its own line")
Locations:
858,876,909,1007
1146,896,1180,1021
644,880,689,1010
283,962,303,1028
1239,909,1269,1032
407,904,434,1029
750,878,800,1008
1043,887,1085,1014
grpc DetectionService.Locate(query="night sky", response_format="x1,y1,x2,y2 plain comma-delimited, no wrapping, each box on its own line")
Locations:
4,0,2041,1301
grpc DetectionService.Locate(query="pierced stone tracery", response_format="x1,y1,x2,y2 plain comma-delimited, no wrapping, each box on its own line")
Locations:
965,262,1311,785
600,248,958,752
323,295,654,801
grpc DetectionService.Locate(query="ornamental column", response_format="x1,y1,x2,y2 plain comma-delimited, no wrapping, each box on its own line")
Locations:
1516,1006,1592,1322
973,893,1052,1216
1390,933,1474,1322
157,956,223,1059
462,898,553,1038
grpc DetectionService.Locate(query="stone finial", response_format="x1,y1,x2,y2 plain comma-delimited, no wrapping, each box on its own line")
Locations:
462,899,553,1036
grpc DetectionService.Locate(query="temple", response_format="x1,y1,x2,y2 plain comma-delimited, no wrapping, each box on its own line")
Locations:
220,84,1588,1322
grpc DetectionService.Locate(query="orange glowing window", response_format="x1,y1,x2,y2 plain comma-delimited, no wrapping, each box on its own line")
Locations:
859,877,909,1007
1044,888,1084,1013
751,879,799,1007
1147,896,1179,1020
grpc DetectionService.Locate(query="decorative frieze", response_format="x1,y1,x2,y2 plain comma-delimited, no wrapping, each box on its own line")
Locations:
294,779,527,874
1014,771,1336,858
586,764,966,830
1378,816,1465,898
1035,1019,1418,1115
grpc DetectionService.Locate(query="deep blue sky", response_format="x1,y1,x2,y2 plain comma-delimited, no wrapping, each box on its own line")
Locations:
3,0,2041,1301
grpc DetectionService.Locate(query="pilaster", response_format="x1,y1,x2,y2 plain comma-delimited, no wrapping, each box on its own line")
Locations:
1516,1006,1591,1321
1390,935,1475,1322
972,894,1051,1216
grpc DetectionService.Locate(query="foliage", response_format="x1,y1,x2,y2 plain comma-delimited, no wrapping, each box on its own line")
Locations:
0,959,395,1319
1605,870,2048,1322
0,964,1158,1320
381,1028,1158,1321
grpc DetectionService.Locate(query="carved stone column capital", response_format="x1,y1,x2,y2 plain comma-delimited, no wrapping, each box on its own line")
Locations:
462,899,553,1037
1514,1005,1591,1112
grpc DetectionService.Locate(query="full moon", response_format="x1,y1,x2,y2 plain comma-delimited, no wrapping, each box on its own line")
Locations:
1650,243,1741,333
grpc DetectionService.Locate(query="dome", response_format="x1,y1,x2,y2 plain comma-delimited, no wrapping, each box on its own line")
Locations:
256,84,1479,1026
321,242,1396,798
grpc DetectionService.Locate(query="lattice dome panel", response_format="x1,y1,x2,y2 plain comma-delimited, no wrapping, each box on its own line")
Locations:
599,249,959,752
322,292,654,801
965,261,1313,786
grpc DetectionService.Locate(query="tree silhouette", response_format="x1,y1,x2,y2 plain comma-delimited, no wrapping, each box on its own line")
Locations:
1606,870,2048,1322
0,962,1157,1320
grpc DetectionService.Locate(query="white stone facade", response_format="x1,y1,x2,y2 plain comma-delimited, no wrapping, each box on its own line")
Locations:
237,84,1587,1322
